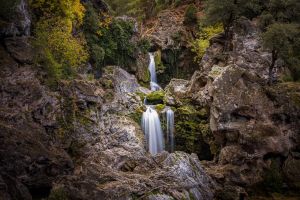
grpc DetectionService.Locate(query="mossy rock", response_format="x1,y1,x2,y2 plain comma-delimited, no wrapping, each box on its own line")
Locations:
128,106,144,124
154,50,166,74
135,92,146,102
146,90,165,104
155,104,166,112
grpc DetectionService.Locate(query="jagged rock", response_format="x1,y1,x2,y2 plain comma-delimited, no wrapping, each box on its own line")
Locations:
4,36,33,64
0,0,31,37
180,19,300,198
165,79,189,106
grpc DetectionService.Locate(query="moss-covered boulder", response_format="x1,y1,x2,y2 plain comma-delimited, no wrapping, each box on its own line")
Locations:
146,90,165,104
154,50,166,74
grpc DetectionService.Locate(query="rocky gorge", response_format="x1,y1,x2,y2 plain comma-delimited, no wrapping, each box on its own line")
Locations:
0,0,300,200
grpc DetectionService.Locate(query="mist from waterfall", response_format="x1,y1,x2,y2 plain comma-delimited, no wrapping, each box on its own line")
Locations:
142,106,164,154
166,107,175,152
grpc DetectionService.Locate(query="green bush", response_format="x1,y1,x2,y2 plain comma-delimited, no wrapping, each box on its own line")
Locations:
190,24,223,62
30,0,88,86
84,3,150,73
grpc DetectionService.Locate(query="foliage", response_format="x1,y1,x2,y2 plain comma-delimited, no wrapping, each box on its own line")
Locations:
107,0,183,21
30,0,88,86
33,19,88,81
83,3,150,72
204,0,300,81
204,0,264,30
191,24,223,62
184,4,198,25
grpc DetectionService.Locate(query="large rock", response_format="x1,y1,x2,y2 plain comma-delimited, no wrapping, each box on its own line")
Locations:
185,19,300,197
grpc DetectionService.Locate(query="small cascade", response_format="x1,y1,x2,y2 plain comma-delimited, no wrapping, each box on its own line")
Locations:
166,107,175,152
148,53,161,91
141,53,175,155
142,106,164,154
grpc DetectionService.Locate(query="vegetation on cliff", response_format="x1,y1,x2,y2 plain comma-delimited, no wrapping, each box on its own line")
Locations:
204,0,300,81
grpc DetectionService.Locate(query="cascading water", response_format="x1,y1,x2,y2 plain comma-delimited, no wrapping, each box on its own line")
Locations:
166,107,175,152
141,53,174,155
148,53,161,91
142,106,164,154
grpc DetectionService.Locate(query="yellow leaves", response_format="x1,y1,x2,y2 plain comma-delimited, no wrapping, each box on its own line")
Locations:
71,0,86,24
30,0,85,26
190,23,223,63
96,13,112,37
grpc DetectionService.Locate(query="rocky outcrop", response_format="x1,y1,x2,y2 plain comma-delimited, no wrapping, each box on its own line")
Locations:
185,19,300,198
49,66,216,200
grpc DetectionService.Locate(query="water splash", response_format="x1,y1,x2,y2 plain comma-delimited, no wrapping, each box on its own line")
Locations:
166,107,175,152
142,106,164,154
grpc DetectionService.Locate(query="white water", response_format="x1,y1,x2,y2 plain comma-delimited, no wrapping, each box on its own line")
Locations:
166,107,175,152
141,53,176,155
142,106,164,154
148,53,161,91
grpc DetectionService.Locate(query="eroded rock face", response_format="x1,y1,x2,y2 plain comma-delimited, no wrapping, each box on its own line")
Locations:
187,19,300,197
0,43,73,199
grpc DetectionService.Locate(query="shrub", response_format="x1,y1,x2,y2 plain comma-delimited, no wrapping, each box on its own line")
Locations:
30,0,88,86
190,24,223,62
33,18,88,84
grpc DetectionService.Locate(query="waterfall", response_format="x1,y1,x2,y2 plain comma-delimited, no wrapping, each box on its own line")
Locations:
141,53,175,155
166,107,175,152
142,106,164,154
148,53,161,91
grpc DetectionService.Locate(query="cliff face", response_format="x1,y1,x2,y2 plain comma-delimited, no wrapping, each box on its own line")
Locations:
166,19,300,198
0,1,216,200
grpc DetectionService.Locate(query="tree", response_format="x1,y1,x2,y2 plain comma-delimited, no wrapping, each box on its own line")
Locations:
262,23,299,83
30,0,88,85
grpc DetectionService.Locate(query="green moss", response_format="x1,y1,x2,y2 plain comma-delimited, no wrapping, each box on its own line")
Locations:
101,78,113,89
155,104,166,112
173,103,215,160
128,106,144,124
154,50,166,74
48,188,68,200
135,92,146,102
146,91,165,104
